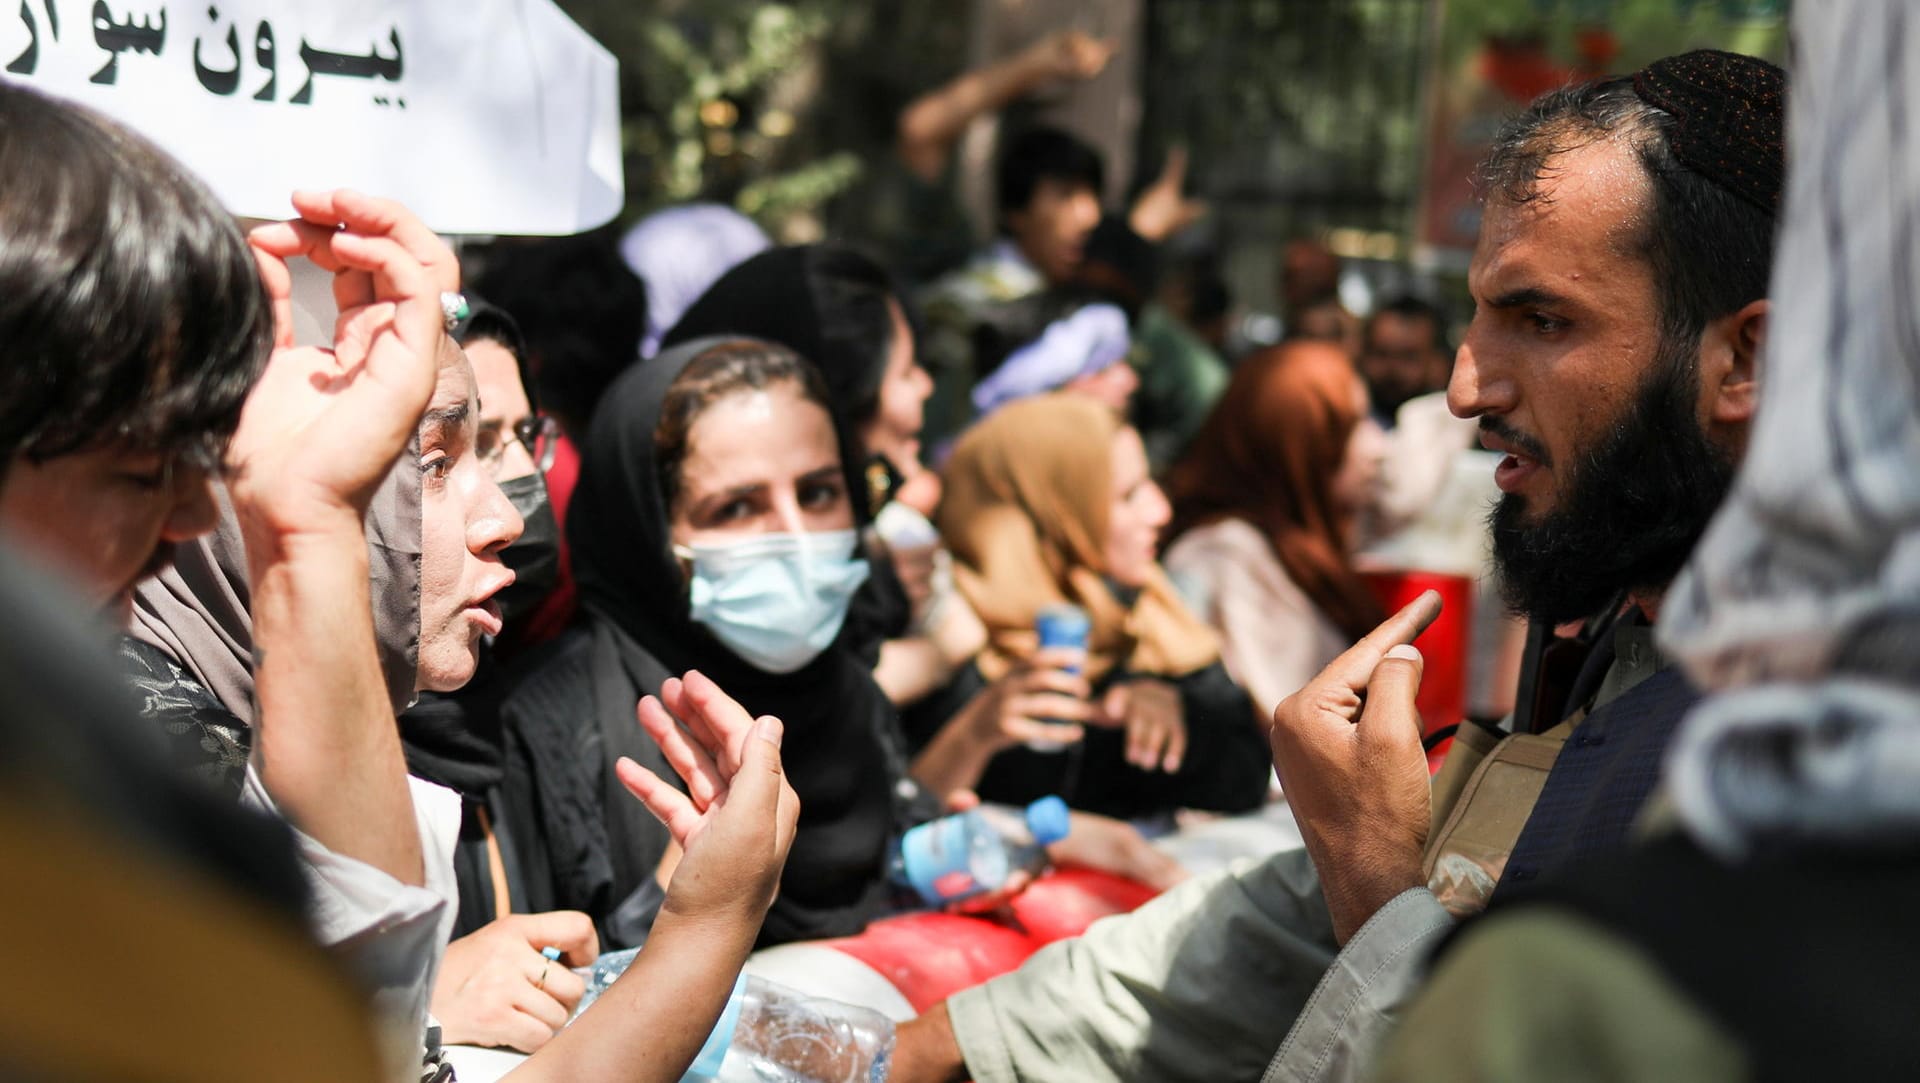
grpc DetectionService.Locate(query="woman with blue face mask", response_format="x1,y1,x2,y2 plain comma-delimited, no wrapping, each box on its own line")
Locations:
501,336,929,950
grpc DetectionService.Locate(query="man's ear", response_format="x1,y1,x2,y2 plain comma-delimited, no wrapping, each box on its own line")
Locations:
1704,298,1767,426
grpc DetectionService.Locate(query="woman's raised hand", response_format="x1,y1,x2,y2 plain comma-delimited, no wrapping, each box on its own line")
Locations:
617,670,801,926
230,190,458,540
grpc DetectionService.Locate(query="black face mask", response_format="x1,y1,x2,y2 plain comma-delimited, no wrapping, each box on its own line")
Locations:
496,472,561,624
1489,339,1737,626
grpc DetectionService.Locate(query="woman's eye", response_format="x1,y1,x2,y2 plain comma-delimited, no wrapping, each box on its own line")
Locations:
712,499,753,524
800,481,845,509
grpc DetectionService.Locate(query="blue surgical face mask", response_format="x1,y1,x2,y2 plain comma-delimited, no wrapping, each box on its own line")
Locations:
674,528,872,674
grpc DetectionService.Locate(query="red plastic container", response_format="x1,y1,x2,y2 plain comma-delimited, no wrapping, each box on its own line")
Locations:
1361,569,1474,740
824,868,1160,1012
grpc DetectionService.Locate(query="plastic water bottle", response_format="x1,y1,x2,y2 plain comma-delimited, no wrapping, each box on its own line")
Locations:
575,955,894,1083
891,795,1073,907
1029,604,1091,752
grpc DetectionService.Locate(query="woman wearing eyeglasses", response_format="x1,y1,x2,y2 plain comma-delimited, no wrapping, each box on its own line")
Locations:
457,303,568,652
391,303,597,1052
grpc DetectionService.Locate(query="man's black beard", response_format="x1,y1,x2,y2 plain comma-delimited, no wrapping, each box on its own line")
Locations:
1367,379,1415,423
1489,344,1737,626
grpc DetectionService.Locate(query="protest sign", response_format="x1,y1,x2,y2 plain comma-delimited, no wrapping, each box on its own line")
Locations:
2,0,622,234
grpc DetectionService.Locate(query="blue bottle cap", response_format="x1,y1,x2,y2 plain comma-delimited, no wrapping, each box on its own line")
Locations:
1024,795,1072,846
1035,604,1092,645
685,971,749,1080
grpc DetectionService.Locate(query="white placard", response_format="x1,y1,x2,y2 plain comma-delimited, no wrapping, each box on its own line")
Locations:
0,0,622,235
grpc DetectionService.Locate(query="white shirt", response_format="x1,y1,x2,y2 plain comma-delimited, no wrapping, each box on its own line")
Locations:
242,765,461,1079
1165,517,1350,721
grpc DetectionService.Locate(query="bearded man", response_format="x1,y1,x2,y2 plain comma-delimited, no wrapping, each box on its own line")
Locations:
886,49,1786,1083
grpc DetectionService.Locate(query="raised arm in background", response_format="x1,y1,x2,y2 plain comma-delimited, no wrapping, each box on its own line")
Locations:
897,30,1114,182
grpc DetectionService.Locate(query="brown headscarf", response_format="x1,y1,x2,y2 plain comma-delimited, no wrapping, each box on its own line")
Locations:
1164,340,1383,640
129,460,424,723
938,393,1218,684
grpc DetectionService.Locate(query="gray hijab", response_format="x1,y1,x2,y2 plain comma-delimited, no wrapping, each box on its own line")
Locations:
1657,0,1920,860
129,460,422,722
130,253,423,721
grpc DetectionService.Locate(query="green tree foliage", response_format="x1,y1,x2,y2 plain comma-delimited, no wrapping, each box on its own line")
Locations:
555,0,869,234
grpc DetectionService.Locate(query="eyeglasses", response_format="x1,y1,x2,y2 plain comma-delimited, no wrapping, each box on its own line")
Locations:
476,415,560,478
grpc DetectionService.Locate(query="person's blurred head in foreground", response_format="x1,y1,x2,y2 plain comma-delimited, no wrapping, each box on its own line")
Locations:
1457,49,1784,624
1359,296,1453,424
998,125,1105,288
621,202,772,359
0,81,270,613
1164,340,1388,640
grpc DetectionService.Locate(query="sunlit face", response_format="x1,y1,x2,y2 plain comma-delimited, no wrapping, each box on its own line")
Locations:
0,445,217,617
669,381,853,549
1005,177,1102,287
416,347,523,692
857,299,933,472
466,337,539,483
1101,425,1170,590
1329,376,1388,528
1452,137,1668,526
1065,359,1141,414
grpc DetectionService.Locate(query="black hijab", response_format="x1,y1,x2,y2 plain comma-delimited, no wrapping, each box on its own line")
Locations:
661,245,917,655
566,335,915,946
662,245,907,434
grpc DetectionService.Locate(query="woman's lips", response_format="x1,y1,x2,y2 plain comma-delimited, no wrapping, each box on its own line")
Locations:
465,570,514,637
466,598,504,637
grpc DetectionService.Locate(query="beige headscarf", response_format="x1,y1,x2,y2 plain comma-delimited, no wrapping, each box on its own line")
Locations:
938,393,1218,684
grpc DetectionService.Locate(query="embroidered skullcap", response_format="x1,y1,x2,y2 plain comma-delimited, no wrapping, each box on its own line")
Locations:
1632,49,1787,214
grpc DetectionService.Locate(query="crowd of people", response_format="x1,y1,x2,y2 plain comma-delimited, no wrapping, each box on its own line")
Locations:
3,3,1915,1079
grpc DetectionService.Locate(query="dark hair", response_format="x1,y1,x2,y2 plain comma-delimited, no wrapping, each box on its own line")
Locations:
1187,265,1232,327
658,244,913,433
996,125,1104,222
1478,75,1777,361
453,301,537,413
0,82,270,477
805,246,905,425
654,339,833,514
468,229,647,438
1369,296,1451,355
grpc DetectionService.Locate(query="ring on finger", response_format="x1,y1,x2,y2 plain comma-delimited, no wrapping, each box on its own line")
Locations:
535,944,562,990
